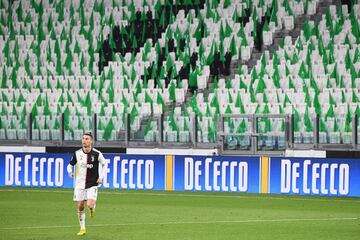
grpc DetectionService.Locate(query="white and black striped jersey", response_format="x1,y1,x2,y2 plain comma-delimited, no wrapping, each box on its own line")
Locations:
68,148,107,189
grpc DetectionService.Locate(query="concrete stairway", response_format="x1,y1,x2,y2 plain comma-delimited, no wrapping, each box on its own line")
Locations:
185,0,344,114
231,0,339,76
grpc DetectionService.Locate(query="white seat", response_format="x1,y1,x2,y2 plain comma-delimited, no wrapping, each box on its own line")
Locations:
152,103,163,116
144,130,156,142
294,132,302,143
319,132,328,144
303,132,313,144
342,5,348,17
284,36,292,46
97,130,104,141
197,75,207,90
201,131,211,143
165,130,177,142
263,31,273,46
342,132,352,144
73,129,84,140
40,129,50,140
307,1,316,15
294,2,304,16
175,88,185,104
264,135,276,150
239,134,251,150
32,129,40,140
329,132,341,144
241,46,251,61
179,131,190,142
64,130,73,141
147,79,154,89
140,103,152,117
276,133,286,149
0,129,6,139
284,16,294,30
50,129,60,140
131,117,141,131
181,79,188,92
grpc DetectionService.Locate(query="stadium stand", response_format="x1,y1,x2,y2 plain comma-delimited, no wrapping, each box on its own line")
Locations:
0,0,359,153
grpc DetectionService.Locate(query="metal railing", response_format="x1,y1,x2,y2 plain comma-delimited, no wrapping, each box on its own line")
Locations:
0,113,359,155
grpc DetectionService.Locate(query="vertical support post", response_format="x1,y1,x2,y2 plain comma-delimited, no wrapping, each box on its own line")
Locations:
251,115,257,154
60,113,64,144
313,114,319,148
27,113,33,143
190,115,198,147
92,113,97,142
352,115,358,148
158,114,164,146
218,115,224,154
125,113,130,145
285,114,293,149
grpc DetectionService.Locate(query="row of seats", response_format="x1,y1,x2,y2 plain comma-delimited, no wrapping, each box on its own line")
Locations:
0,0,359,145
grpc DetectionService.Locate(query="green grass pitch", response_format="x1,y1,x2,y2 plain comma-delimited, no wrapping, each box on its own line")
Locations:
0,187,359,240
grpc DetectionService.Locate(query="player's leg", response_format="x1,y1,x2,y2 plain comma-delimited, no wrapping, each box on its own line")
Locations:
74,188,86,235
86,186,98,218
77,201,86,231
87,199,96,218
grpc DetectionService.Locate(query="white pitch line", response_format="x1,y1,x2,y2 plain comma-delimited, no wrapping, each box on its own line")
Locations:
0,217,358,230
0,188,360,203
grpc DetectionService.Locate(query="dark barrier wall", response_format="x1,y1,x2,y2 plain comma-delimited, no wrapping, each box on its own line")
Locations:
1,153,359,197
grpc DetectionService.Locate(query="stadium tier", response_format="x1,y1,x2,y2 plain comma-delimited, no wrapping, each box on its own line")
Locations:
0,0,359,151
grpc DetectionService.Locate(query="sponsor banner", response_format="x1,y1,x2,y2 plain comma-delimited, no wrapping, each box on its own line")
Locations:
269,157,360,197
1,153,359,197
173,156,261,193
0,153,71,188
102,154,165,190
0,153,165,190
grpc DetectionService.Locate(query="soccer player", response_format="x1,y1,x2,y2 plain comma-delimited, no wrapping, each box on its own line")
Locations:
67,132,107,236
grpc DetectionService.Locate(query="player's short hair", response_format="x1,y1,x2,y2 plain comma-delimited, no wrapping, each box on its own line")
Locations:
83,132,93,139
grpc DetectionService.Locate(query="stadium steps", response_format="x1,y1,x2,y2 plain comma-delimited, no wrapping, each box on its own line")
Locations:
245,0,340,71
220,0,344,103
